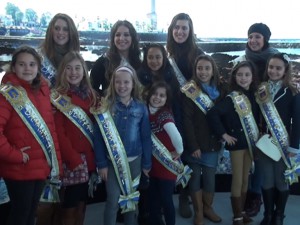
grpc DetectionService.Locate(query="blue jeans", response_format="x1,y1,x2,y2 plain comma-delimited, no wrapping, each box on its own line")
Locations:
104,156,141,225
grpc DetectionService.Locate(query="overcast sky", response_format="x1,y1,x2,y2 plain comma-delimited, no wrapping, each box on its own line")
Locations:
0,0,299,38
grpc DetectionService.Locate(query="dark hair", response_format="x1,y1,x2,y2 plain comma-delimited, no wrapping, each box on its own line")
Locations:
106,20,141,80
230,60,258,92
247,23,271,50
146,81,172,110
166,13,201,68
40,13,80,67
263,53,291,86
10,45,42,89
192,54,220,87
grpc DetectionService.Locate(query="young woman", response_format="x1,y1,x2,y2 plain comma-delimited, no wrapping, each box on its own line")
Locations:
146,81,184,225
181,55,228,225
39,13,80,87
166,12,205,218
93,65,152,225
90,20,142,96
51,51,98,225
257,53,300,225
207,61,260,225
0,45,61,225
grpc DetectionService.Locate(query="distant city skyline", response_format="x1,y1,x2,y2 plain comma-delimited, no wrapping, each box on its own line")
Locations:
0,0,299,38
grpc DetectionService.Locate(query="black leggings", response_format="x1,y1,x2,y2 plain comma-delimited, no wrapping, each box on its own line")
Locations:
5,179,45,225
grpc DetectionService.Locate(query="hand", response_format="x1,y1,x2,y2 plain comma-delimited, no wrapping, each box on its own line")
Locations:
171,151,181,160
222,133,237,146
20,146,30,163
142,168,150,177
191,149,201,159
98,168,108,182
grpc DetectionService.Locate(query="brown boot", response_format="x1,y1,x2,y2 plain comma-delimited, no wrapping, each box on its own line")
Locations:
190,190,204,225
241,193,253,224
231,196,244,225
178,187,192,218
203,191,222,223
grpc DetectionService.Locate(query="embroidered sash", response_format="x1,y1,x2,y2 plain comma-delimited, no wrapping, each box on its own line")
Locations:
151,134,192,188
0,84,61,201
181,80,214,114
255,83,300,184
41,55,57,86
51,90,94,147
92,108,140,213
229,91,259,160
168,57,187,87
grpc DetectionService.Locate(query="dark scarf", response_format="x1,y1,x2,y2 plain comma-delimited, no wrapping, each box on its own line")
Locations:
53,45,69,68
69,84,89,100
245,46,279,63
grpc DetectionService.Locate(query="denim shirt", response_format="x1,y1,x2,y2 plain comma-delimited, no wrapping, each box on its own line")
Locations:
94,98,152,170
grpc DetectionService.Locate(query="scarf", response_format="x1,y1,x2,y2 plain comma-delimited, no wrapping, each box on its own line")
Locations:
268,80,283,100
245,46,279,64
69,85,89,100
53,45,69,68
201,83,220,100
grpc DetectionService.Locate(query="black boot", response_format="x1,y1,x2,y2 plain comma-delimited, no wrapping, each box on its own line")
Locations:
273,190,289,225
260,188,275,225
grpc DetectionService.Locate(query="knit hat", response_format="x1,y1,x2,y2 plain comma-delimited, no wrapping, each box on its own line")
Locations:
248,23,271,42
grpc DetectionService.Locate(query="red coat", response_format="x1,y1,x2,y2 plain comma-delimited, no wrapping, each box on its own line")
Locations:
54,91,96,172
0,73,62,180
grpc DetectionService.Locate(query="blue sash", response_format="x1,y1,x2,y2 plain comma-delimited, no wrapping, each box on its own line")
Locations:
168,57,187,87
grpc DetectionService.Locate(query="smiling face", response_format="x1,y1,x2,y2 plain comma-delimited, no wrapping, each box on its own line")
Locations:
235,66,253,90
13,52,38,83
267,58,286,81
149,87,167,109
248,32,265,52
114,70,133,102
172,19,190,44
114,25,132,53
196,59,213,85
53,18,69,46
65,59,84,86
147,47,163,72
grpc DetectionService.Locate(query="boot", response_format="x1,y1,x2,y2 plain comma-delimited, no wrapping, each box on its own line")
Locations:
241,193,253,224
273,190,289,225
231,196,244,225
260,188,275,225
178,188,192,218
245,191,262,217
190,190,204,225
202,191,222,223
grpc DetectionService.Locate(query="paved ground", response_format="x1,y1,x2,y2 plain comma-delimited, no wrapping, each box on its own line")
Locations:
84,192,300,225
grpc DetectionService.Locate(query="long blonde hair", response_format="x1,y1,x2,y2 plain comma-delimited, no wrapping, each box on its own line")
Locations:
102,64,142,112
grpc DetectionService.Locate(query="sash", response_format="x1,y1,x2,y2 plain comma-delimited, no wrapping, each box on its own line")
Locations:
92,108,140,213
181,80,214,114
51,90,94,147
168,57,187,87
255,83,300,184
151,134,192,188
41,55,57,86
229,91,259,160
0,84,61,201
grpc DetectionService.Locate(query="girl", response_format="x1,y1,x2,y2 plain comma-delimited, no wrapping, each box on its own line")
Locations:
51,51,98,225
146,81,183,225
257,53,300,225
181,55,228,225
0,45,61,225
90,20,142,96
39,13,80,87
166,12,205,218
207,61,260,225
93,65,152,225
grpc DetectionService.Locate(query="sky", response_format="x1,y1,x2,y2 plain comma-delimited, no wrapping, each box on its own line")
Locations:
0,0,299,38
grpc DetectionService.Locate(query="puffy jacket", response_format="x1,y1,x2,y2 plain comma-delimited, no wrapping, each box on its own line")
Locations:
53,91,96,172
0,73,62,180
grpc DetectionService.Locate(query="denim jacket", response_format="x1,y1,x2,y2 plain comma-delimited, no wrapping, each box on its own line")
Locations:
94,98,152,170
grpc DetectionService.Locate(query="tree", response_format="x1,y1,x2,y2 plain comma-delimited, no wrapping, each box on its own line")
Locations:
5,2,21,25
25,8,38,26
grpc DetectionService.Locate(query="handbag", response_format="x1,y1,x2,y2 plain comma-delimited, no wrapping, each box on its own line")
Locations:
62,154,89,186
255,134,282,161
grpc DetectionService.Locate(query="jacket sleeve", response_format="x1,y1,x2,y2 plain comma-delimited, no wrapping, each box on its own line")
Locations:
140,105,152,170
90,56,107,95
289,93,300,151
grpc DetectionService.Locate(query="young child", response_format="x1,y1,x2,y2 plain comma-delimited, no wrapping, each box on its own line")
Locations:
181,55,228,225
0,45,61,225
51,51,98,225
256,53,300,225
146,81,183,225
93,64,152,225
207,61,260,225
